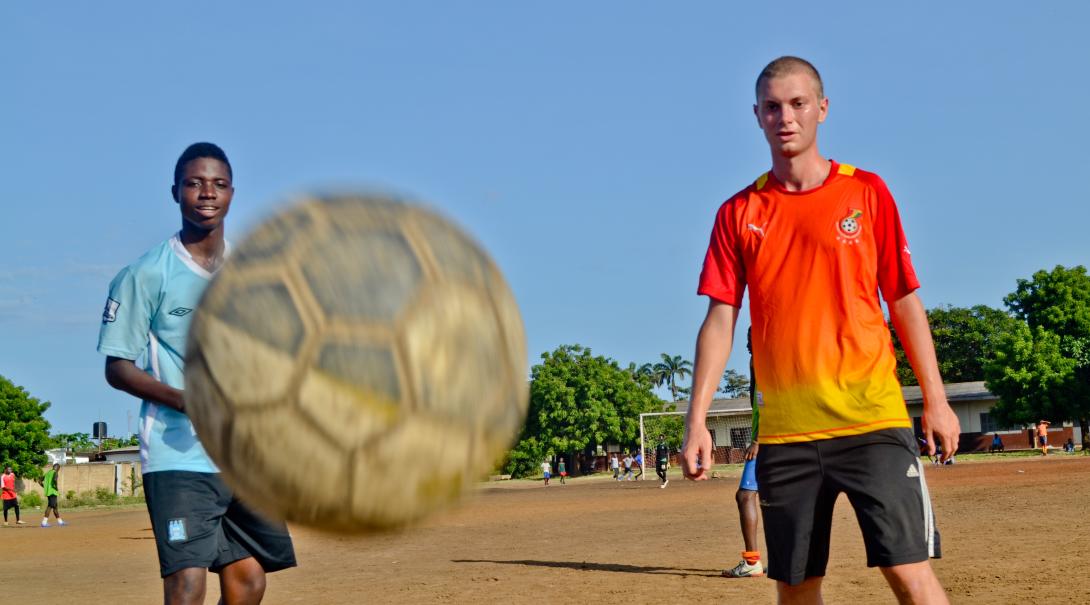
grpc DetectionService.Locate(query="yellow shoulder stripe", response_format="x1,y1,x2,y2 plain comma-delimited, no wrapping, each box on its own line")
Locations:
837,163,857,176
754,172,770,190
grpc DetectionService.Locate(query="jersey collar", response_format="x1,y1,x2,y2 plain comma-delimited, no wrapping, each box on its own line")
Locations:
169,232,232,279
761,160,841,195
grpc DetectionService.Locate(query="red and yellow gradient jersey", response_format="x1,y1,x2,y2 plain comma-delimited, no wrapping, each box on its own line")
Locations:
698,161,920,444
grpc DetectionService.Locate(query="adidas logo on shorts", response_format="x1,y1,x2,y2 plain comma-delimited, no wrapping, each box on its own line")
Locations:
906,464,920,478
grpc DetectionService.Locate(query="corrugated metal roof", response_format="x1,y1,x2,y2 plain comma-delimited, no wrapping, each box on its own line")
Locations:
901,381,995,404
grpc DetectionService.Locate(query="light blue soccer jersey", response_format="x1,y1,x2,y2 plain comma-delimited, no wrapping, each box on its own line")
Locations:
97,233,227,474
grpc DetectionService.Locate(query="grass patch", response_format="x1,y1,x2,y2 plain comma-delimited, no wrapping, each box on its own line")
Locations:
60,488,145,509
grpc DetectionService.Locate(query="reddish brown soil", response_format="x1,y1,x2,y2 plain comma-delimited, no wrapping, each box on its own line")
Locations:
5,456,1089,604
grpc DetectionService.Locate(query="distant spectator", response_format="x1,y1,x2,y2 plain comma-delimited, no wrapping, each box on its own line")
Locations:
541,459,551,486
557,458,567,485
918,437,936,465
989,434,1004,454
1064,438,1075,453
1037,420,1051,456
2,466,24,526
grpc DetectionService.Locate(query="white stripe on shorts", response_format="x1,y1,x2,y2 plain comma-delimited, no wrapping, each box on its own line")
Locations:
916,460,936,557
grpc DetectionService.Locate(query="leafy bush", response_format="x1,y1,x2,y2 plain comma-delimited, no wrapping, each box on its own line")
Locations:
94,486,118,504
21,491,42,508
61,489,143,508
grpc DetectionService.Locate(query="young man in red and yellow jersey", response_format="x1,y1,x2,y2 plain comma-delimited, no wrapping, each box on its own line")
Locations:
682,56,961,604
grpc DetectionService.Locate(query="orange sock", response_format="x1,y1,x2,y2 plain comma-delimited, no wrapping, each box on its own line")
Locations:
743,551,761,565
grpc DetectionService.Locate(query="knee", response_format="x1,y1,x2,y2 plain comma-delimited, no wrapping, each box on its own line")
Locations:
736,489,756,507
235,567,267,598
164,569,206,605
777,577,823,604
228,563,267,600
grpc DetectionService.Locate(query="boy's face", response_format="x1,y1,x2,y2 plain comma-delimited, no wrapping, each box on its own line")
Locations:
173,157,234,233
754,71,828,158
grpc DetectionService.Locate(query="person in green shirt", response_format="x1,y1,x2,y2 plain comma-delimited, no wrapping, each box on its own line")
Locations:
41,463,65,527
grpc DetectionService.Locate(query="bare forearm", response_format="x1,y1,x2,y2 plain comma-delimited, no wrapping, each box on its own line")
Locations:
889,292,961,459
105,357,185,412
888,293,943,402
687,301,739,425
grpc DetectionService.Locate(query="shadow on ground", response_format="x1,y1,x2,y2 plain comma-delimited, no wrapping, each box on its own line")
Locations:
453,559,723,577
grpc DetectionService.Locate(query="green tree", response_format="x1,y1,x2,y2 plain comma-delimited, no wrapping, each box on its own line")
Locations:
719,369,751,398
654,354,693,401
891,304,1020,386
0,375,53,481
986,265,1090,436
52,432,96,452
644,412,684,451
985,324,1078,427
505,345,664,478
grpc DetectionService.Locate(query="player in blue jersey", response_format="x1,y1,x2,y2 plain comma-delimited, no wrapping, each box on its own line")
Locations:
722,329,763,578
99,142,295,604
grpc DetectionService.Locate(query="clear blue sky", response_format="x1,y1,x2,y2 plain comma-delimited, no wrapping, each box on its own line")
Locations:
3,2,1088,435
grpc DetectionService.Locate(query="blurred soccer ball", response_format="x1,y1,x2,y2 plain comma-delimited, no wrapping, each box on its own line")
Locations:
185,193,528,532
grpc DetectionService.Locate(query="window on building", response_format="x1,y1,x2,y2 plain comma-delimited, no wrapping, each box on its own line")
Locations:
980,413,1013,433
730,427,751,448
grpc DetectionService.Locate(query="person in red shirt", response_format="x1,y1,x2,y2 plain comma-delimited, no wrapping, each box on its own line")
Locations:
2,466,26,526
683,56,960,604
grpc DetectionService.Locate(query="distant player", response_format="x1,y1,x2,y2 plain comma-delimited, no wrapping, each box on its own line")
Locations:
99,142,295,604
557,458,567,484
542,459,552,486
1037,420,1051,455
622,453,634,481
2,466,24,526
41,463,65,527
722,330,762,578
611,454,620,481
655,436,669,488
633,451,644,480
683,57,960,602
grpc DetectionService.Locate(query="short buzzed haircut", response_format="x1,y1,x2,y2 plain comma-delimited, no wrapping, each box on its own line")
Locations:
173,142,233,187
755,56,824,100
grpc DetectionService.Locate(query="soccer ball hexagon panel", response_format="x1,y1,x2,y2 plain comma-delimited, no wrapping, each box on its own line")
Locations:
185,193,529,532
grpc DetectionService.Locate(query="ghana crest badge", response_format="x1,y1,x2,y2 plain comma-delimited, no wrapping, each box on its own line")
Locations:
836,208,863,244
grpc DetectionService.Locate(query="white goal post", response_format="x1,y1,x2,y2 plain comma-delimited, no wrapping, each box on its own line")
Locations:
638,407,755,475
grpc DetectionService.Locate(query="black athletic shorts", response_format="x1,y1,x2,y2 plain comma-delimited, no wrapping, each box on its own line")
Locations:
143,471,297,578
47,495,58,509
757,428,940,585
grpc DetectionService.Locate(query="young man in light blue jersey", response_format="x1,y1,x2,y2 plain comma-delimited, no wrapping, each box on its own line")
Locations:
99,142,295,604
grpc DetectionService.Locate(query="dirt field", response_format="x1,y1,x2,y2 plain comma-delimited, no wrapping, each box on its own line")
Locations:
5,456,1089,604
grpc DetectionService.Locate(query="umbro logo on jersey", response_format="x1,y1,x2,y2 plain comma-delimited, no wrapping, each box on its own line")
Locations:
168,307,193,317
906,464,920,478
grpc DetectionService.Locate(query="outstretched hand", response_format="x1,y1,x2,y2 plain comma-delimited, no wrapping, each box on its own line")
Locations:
681,422,713,480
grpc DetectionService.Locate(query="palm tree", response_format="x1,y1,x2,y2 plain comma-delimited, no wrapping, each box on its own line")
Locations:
629,363,658,388
653,353,693,401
